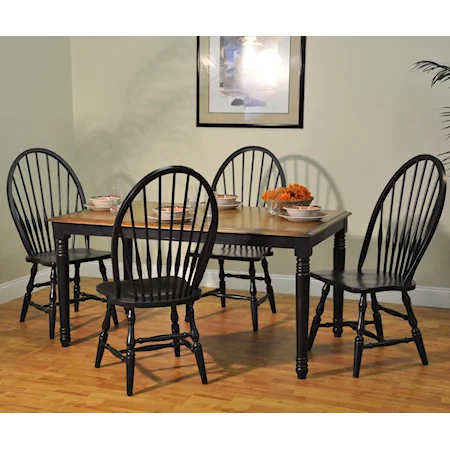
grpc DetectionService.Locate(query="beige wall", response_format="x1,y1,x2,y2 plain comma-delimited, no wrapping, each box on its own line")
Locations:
70,36,450,288
2,36,448,289
0,37,74,284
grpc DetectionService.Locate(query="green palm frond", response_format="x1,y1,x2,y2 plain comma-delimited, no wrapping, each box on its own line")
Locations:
413,60,450,141
412,61,450,87
439,107,450,139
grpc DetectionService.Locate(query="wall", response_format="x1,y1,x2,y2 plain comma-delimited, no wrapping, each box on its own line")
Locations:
46,37,440,292
0,37,74,284
0,36,446,301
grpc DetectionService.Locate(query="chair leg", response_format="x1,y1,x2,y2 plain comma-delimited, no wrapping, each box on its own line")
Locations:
95,302,113,368
353,293,367,378
126,308,136,396
402,292,428,365
73,263,81,312
171,305,181,357
99,260,119,326
262,257,276,314
20,263,38,322
249,261,258,332
370,292,384,339
218,258,226,308
188,304,207,384
48,265,57,339
184,304,191,323
308,283,330,351
98,259,108,282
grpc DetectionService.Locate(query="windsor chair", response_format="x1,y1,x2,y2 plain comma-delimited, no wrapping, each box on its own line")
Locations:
7,148,118,339
308,154,447,377
201,146,286,331
94,165,219,396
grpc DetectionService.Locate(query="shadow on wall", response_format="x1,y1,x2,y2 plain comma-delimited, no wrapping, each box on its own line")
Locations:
73,37,196,197
277,154,345,210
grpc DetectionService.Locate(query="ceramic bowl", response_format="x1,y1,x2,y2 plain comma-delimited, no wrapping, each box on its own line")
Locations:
153,206,189,221
216,194,238,206
90,195,121,209
283,205,322,217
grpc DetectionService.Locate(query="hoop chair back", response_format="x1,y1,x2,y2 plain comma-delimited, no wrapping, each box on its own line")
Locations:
7,148,87,256
111,166,219,303
358,154,447,284
212,146,287,207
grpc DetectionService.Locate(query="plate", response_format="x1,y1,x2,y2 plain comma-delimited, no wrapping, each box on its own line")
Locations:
278,212,327,223
84,203,111,211
200,201,242,211
147,213,194,223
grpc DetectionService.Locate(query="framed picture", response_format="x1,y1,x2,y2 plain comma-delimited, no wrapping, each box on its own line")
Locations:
196,36,306,128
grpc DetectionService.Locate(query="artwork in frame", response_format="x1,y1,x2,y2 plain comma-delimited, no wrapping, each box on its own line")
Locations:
196,36,306,128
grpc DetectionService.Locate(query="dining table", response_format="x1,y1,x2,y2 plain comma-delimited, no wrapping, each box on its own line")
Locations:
49,205,351,379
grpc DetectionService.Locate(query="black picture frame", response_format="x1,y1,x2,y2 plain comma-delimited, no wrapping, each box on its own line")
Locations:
196,36,306,128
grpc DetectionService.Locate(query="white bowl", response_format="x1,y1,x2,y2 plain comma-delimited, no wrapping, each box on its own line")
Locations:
90,195,121,209
283,205,322,217
216,194,238,206
153,206,189,221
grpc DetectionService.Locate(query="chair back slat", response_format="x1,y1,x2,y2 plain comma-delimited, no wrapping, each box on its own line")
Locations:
7,148,87,257
358,154,446,284
34,154,52,252
111,166,218,303
212,146,286,207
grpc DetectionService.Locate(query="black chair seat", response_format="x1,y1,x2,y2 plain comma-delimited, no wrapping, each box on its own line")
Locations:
311,270,416,294
97,276,202,308
210,245,273,262
26,248,111,266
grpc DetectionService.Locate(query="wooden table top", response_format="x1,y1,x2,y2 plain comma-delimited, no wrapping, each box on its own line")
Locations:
50,204,351,239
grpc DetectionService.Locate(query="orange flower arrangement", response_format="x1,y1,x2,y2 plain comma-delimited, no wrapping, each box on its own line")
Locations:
262,184,312,202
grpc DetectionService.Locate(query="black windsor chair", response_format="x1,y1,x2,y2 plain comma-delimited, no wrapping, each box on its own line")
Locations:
201,146,287,331
7,148,118,339
94,165,219,396
308,154,447,377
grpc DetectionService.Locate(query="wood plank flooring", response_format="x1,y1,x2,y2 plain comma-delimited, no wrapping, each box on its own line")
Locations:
1,277,450,412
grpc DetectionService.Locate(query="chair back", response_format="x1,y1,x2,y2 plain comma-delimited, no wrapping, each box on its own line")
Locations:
358,154,447,283
212,146,286,207
7,148,87,256
111,166,218,302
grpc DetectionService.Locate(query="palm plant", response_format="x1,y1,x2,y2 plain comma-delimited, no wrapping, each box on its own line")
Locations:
412,60,450,169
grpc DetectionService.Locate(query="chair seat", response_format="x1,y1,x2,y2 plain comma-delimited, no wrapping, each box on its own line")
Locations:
210,245,273,261
26,248,111,266
96,276,202,308
311,269,416,294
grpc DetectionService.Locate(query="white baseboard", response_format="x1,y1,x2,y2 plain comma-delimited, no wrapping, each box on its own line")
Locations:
1,261,449,309
0,268,52,306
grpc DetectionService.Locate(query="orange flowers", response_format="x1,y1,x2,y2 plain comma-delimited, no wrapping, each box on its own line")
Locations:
262,184,311,202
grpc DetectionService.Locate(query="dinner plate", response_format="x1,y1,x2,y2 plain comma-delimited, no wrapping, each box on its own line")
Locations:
147,213,194,223
278,212,327,223
84,203,111,211
200,201,242,211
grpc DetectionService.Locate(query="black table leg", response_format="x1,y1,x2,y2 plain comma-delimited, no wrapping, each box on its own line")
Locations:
333,229,346,337
55,232,71,347
296,255,311,379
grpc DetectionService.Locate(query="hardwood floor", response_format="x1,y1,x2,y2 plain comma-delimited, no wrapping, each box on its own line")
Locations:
1,277,450,412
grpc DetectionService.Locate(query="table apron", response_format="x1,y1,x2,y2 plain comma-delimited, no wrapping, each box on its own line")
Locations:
52,222,310,250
